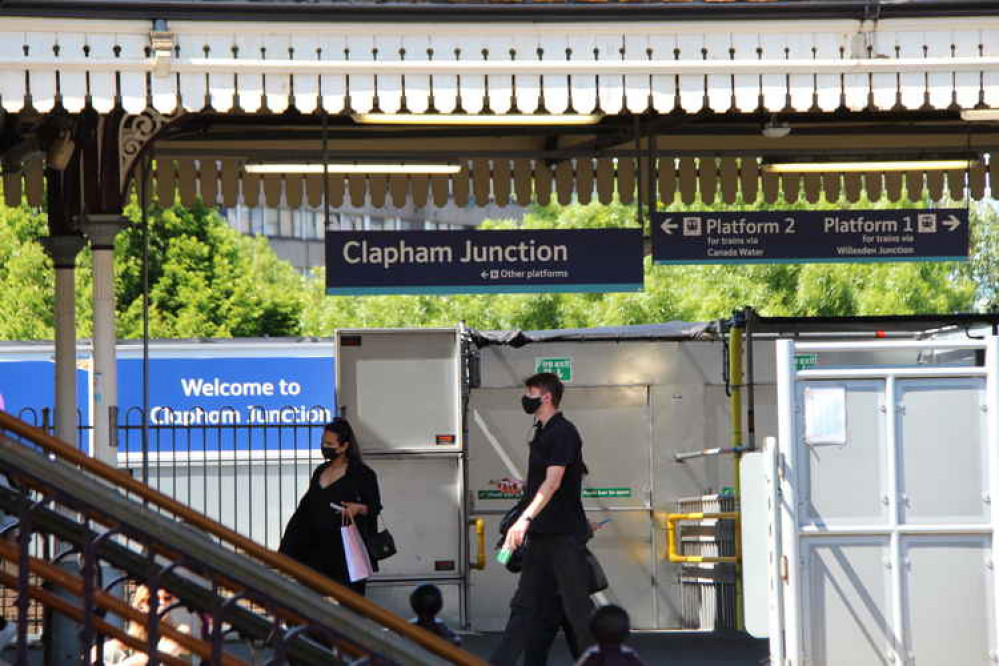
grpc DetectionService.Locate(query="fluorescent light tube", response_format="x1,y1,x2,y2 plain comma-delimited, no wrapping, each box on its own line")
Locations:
352,112,603,126
244,163,462,175
961,109,999,121
762,159,976,174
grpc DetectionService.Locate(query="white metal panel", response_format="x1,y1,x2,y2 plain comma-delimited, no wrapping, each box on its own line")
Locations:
800,381,889,528
87,33,118,113
336,330,460,453
924,29,954,110
264,34,292,113
292,35,320,114
740,451,769,638
346,35,375,113
760,33,788,112
544,34,571,114
813,32,841,111
375,34,403,114
843,34,869,111
461,40,486,115
870,30,897,110
731,32,758,112
786,33,814,112
512,34,540,114
623,34,648,114
117,32,147,113
801,537,894,666
482,35,512,115
647,34,676,114
320,35,347,113
207,33,236,112
677,33,705,113
901,537,995,666
56,32,87,112
953,31,981,109
570,34,599,114
434,36,461,114
594,34,624,115
235,34,264,112
401,34,431,114
369,456,463,578
0,30,26,112
705,32,732,112
898,378,989,526
178,33,209,112
986,29,999,107
26,32,58,112
898,32,926,111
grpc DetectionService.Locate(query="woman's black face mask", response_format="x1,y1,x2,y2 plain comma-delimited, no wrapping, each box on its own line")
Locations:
321,447,342,461
521,395,543,415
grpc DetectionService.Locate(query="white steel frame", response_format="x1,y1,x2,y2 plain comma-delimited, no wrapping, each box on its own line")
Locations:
772,337,998,666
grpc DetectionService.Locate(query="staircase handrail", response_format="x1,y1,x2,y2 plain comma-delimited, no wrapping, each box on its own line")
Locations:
0,410,484,665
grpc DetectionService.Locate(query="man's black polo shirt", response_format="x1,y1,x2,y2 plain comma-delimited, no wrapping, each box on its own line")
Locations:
525,411,588,536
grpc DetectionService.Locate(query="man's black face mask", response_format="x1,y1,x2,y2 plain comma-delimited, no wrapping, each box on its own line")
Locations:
521,395,542,415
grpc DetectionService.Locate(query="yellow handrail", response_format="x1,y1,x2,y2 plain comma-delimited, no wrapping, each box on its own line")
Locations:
662,512,741,564
471,518,486,570
0,410,484,666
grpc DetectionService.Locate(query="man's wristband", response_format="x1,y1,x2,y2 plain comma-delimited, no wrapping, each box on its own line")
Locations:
523,515,533,522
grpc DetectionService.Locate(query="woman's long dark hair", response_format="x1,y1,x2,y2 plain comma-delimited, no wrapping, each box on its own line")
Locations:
324,417,364,466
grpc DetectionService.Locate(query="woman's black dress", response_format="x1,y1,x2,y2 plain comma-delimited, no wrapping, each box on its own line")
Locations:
279,460,382,594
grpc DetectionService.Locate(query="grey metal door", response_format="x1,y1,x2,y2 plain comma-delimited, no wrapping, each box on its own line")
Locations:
772,338,999,666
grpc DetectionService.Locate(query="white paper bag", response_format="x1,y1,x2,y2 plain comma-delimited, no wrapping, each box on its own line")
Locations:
341,522,373,583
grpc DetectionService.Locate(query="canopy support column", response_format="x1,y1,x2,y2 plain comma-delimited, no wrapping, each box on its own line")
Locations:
82,215,128,465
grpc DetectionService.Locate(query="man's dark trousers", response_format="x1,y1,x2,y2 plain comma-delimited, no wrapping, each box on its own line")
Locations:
516,532,594,666
488,584,577,666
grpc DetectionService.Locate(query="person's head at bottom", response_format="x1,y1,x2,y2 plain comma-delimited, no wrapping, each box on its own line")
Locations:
591,604,630,648
410,584,443,621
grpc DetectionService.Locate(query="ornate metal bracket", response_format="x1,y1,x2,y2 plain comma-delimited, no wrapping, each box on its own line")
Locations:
118,108,183,194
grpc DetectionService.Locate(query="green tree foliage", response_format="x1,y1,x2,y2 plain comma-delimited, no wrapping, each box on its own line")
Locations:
0,199,305,340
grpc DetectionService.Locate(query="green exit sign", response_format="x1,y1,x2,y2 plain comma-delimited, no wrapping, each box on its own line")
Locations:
795,353,819,371
535,357,573,382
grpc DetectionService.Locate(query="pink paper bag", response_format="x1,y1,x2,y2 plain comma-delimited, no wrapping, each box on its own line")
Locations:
341,522,373,582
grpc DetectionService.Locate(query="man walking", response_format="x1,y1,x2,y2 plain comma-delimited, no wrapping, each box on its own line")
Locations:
492,372,594,665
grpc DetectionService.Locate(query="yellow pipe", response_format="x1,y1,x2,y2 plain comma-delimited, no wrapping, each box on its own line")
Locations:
662,512,741,563
471,518,486,570
730,325,745,631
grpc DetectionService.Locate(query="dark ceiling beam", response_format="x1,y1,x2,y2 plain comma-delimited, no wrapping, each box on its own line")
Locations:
2,0,999,22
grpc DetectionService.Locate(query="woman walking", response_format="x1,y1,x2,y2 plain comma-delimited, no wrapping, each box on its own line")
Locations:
280,417,382,595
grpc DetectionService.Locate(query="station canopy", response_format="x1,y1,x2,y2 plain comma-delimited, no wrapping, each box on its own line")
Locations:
2,2,999,210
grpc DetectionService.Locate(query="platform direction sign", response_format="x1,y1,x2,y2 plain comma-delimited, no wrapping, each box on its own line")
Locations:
652,208,969,264
326,228,644,295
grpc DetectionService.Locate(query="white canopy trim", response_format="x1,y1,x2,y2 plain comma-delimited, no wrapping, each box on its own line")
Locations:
1,17,998,115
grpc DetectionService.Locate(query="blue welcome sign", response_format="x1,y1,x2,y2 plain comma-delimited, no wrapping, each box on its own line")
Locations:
325,229,645,295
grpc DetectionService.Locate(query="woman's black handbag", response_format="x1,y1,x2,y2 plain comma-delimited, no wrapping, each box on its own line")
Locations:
367,517,397,561
585,548,608,593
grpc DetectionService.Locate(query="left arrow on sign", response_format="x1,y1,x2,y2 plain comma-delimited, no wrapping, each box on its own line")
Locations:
660,219,678,235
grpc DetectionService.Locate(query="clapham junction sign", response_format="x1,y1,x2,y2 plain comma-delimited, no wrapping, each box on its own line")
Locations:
652,209,969,265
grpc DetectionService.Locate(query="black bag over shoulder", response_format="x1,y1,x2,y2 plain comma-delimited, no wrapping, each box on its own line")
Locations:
585,548,608,593
368,515,397,561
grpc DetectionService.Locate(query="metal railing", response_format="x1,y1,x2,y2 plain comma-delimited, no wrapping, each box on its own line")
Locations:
0,409,485,666
662,494,738,631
